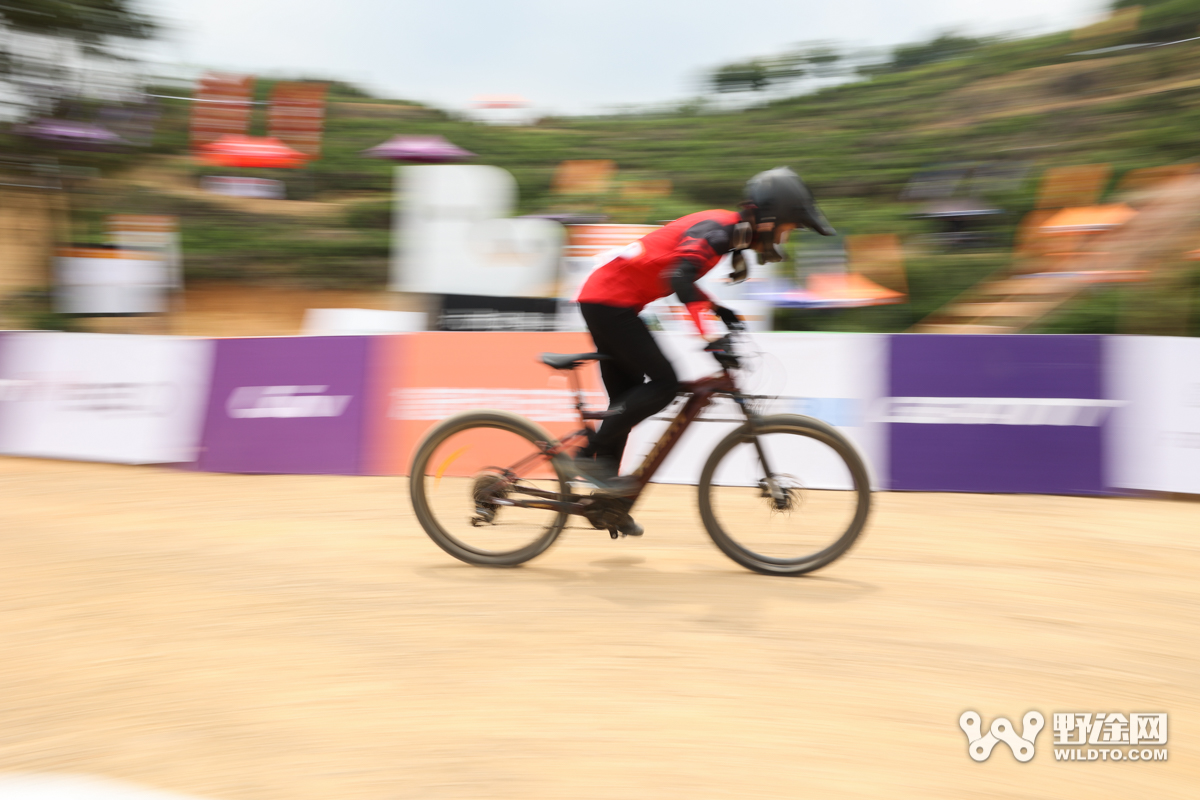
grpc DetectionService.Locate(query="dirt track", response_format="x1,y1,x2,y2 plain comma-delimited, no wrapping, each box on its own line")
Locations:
0,456,1196,799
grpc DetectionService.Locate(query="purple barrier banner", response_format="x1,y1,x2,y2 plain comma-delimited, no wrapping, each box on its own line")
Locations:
885,335,1114,494
197,336,371,474
0,332,8,445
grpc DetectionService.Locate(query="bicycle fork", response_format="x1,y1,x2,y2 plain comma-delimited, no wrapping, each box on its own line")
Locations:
735,398,787,510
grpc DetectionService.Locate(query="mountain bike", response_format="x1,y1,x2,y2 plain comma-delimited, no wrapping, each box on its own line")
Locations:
409,335,871,576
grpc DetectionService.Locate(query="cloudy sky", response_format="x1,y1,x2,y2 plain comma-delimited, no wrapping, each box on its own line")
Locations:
142,0,1106,113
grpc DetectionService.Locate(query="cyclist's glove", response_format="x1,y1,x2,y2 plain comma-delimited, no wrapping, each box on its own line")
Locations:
704,335,740,369
712,305,744,332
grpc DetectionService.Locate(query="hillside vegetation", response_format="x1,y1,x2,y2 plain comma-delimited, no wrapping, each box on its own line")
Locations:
21,5,1200,335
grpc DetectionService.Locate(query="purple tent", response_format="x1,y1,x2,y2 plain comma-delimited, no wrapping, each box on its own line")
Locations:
362,135,475,163
19,119,127,150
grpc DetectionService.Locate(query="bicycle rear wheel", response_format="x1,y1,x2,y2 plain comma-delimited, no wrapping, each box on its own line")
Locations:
698,414,871,576
410,410,570,567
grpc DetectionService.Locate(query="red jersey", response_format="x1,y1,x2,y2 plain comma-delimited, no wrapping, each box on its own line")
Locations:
576,209,740,312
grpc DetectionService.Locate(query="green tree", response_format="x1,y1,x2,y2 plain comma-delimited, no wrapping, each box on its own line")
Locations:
1,1,156,59
888,33,989,72
1,1,157,115
708,44,848,95
801,44,843,77
710,60,772,93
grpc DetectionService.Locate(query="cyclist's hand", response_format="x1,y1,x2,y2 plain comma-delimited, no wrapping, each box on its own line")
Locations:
712,305,745,332
704,334,740,369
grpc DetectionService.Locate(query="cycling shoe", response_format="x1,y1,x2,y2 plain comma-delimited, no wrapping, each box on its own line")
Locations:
571,456,639,498
617,517,644,537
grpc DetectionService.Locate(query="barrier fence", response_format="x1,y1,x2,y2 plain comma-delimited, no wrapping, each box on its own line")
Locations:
196,336,371,475
0,332,212,465
888,335,1110,495
0,330,1196,496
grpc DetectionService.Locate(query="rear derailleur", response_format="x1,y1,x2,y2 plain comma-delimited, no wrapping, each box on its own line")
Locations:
469,470,511,527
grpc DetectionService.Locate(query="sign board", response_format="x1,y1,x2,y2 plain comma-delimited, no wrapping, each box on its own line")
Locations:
622,332,888,488
0,332,213,464
189,73,253,150
106,214,182,290
393,165,564,298
301,308,427,336
200,176,285,199
363,331,602,475
886,334,1114,494
552,160,615,194
267,81,328,159
55,246,171,315
436,294,559,331
197,337,371,474
1107,335,1200,494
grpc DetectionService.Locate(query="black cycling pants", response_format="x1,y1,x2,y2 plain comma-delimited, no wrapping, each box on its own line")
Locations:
578,302,678,463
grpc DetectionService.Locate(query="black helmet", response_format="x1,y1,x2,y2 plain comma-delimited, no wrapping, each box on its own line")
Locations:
744,167,836,236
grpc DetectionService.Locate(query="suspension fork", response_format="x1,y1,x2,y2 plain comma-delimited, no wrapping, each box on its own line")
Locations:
733,395,785,505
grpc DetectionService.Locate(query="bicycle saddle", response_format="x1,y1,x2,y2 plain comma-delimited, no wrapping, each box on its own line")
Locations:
539,352,611,370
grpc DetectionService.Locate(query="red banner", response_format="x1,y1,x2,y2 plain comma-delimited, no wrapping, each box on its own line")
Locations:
189,73,253,150
268,82,328,159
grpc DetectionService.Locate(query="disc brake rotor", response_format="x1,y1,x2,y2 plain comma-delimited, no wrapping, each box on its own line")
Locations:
759,475,803,512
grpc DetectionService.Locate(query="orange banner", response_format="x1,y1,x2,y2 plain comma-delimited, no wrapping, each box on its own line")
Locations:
553,160,615,195
267,82,328,159
189,73,254,150
364,332,604,476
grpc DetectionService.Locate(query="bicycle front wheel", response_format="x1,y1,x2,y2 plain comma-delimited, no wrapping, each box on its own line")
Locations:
698,414,871,576
410,410,570,567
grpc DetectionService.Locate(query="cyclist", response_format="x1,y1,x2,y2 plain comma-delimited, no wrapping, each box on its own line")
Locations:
572,166,836,500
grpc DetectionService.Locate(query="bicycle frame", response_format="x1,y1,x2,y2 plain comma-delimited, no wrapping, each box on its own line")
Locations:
491,365,748,517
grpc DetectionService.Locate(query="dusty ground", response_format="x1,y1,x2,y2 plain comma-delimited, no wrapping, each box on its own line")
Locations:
0,456,1196,799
